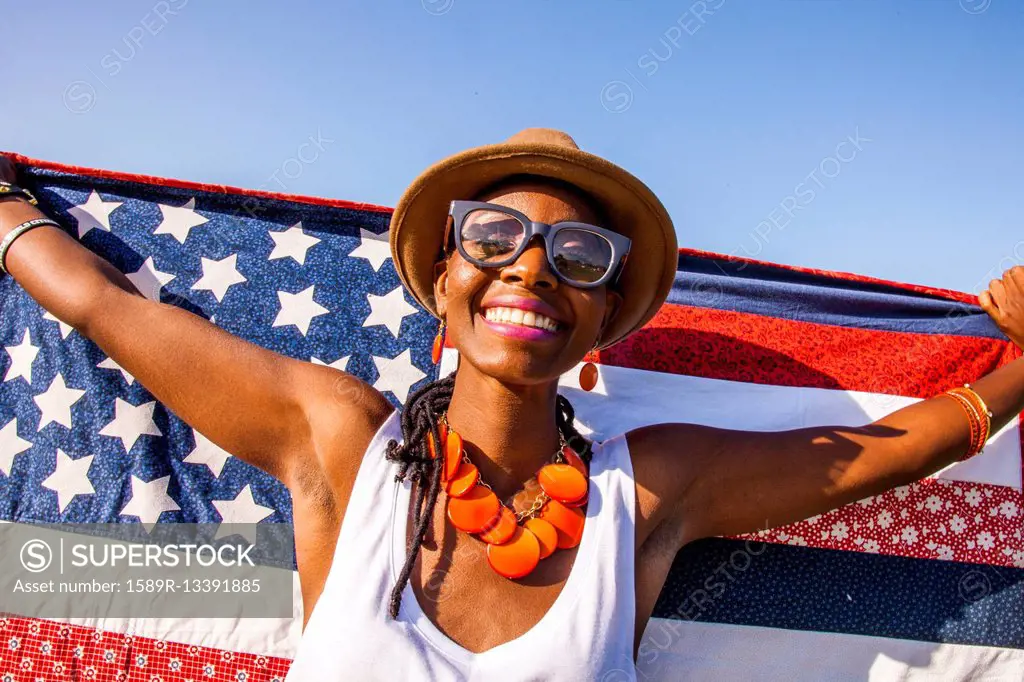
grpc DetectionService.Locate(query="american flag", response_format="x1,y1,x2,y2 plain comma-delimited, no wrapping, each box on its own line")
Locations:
1,155,1021,681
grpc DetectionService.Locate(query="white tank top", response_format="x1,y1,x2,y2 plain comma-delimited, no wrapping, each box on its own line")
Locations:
285,409,639,681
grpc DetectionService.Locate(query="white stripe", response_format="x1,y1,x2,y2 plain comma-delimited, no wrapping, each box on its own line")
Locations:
441,350,1022,491
637,619,1024,681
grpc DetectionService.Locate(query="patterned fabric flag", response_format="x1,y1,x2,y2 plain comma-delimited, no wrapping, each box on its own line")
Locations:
0,155,1021,681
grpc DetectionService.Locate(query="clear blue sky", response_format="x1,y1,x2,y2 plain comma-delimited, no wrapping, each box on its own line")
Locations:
3,0,1022,293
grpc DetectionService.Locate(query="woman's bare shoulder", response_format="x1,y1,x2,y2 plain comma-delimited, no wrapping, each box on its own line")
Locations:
295,363,396,498
624,422,728,547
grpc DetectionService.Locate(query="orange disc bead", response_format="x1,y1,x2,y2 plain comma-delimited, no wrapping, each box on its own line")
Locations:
540,499,585,549
538,464,587,504
427,432,439,460
444,430,463,482
486,526,541,579
445,462,479,498
447,485,500,533
524,517,558,559
478,505,517,545
552,523,584,549
565,491,588,509
561,445,587,477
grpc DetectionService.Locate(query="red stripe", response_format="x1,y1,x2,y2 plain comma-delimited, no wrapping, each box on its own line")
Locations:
597,303,1015,398
738,479,1024,568
0,616,291,681
5,152,393,216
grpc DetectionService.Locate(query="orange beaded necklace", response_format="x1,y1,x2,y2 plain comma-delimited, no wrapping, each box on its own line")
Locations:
428,413,589,579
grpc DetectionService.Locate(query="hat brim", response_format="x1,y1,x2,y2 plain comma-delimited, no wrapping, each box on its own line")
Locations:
389,140,677,349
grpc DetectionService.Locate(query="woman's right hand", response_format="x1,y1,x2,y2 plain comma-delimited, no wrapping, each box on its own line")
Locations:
0,155,18,184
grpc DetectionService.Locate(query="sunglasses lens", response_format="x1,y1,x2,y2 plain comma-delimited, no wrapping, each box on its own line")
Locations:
552,228,614,284
460,209,525,263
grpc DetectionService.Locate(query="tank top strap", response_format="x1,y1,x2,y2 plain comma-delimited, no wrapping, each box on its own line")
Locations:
568,430,637,667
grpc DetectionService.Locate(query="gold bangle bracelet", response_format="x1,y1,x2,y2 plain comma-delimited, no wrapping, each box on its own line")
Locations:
940,392,983,458
951,385,992,453
962,384,994,418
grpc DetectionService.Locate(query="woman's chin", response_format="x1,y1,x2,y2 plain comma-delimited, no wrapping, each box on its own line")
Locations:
458,345,578,387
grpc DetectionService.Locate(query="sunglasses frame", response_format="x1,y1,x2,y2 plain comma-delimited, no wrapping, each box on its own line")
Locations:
445,200,631,289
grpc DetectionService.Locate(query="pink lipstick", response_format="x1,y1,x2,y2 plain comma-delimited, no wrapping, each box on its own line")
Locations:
480,315,560,341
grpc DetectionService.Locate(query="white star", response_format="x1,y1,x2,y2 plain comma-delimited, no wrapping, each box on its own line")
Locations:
212,485,274,524
98,356,135,384
0,419,31,476
41,449,95,513
183,429,233,478
372,349,426,403
4,329,39,383
98,398,163,453
212,484,274,540
268,222,321,265
348,228,391,271
363,286,417,337
119,475,180,525
125,256,176,301
68,190,122,239
273,286,329,336
311,355,351,371
154,198,209,243
42,310,74,339
33,373,86,430
191,253,247,302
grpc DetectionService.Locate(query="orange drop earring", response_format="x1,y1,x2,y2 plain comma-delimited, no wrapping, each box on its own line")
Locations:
431,318,446,365
579,346,598,392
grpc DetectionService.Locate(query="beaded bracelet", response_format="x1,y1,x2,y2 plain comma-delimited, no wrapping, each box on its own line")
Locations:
0,218,61,275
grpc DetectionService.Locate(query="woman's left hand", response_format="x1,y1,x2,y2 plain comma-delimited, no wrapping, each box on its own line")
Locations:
980,267,1024,349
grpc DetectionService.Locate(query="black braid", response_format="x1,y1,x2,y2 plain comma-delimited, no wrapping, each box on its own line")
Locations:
385,375,593,618
555,392,594,466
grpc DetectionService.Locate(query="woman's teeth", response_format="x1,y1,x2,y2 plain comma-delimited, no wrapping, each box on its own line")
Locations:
483,307,559,332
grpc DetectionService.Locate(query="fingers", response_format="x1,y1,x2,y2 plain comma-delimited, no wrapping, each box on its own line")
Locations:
988,277,1008,310
1005,266,1024,294
981,267,1024,349
979,290,999,320
981,267,1024,326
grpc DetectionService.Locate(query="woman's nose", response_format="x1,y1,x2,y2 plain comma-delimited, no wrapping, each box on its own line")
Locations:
499,235,558,290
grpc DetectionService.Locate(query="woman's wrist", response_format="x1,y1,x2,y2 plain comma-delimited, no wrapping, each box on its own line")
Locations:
0,196,49,238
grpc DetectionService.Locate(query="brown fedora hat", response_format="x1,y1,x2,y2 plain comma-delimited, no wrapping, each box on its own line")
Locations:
389,128,677,349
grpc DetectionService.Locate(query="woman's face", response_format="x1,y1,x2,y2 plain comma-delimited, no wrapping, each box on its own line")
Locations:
433,179,622,386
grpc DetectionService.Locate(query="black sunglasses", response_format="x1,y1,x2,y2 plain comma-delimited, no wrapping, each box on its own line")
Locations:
444,200,631,289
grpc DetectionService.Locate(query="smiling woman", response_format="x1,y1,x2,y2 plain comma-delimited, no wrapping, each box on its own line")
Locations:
3,129,1024,681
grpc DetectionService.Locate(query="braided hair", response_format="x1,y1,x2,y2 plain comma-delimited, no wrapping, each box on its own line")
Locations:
383,373,594,618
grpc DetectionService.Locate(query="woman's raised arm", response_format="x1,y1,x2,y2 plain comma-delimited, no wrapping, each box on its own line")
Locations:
632,267,1024,546
0,157,391,491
